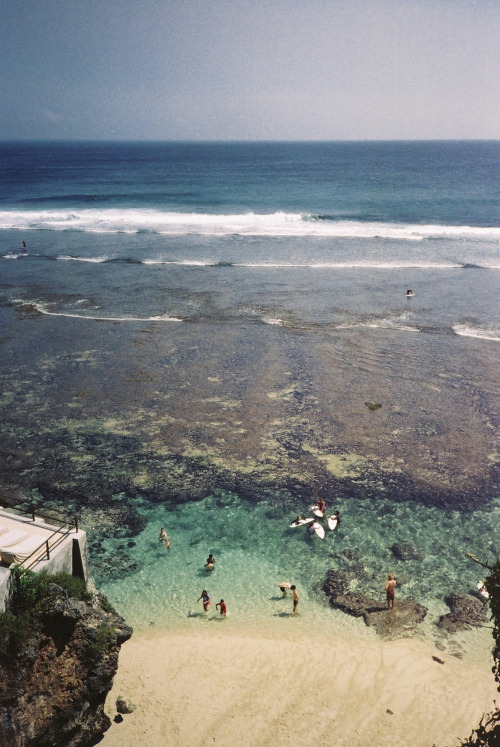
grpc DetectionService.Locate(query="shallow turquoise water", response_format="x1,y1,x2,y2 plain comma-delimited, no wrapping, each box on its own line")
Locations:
97,489,499,661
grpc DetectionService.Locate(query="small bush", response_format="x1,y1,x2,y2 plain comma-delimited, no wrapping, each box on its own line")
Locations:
8,567,50,617
50,572,93,603
86,623,115,656
0,611,32,660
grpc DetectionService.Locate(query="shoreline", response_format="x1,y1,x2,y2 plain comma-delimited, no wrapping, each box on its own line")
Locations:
100,623,497,747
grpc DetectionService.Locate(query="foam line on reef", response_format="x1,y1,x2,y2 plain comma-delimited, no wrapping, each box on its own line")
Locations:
1,208,500,240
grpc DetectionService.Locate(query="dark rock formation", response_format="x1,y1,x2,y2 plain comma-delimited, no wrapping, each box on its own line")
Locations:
322,569,428,639
390,542,424,561
437,593,487,633
0,585,132,747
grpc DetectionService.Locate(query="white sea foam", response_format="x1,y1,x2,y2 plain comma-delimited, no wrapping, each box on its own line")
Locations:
1,208,499,240
15,300,183,323
452,324,500,341
57,255,109,263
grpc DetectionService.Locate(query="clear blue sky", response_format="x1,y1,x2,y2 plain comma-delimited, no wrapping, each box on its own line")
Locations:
1,0,499,140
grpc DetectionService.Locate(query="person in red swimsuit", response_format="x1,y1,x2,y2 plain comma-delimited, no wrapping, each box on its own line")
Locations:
216,599,227,616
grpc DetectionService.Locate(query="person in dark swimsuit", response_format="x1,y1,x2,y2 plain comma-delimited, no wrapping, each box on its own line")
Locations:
198,590,210,612
385,574,396,609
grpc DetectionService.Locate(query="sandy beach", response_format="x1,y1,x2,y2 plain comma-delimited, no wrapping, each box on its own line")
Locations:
100,624,497,747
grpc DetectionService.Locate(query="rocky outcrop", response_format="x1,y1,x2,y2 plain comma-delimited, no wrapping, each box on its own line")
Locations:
0,585,132,747
322,569,428,639
437,593,487,633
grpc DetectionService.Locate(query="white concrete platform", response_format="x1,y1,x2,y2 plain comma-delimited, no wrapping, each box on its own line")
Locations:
0,508,88,612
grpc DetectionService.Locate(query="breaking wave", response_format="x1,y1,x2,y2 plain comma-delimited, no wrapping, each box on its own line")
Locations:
1,208,499,240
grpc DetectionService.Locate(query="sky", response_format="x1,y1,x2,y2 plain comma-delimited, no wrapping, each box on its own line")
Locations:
1,0,499,141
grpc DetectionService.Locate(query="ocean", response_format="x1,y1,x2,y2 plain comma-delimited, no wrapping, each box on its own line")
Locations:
0,141,499,656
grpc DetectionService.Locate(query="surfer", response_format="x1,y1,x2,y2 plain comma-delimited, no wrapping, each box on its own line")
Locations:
291,585,299,614
216,599,227,616
406,289,413,297
22,241,27,252
312,499,326,515
385,574,396,609
207,553,215,565
198,590,211,613
333,510,341,526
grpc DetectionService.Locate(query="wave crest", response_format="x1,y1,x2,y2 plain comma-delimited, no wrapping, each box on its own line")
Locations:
1,208,499,240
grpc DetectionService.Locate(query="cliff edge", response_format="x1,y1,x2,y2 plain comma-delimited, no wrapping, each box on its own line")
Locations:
0,580,132,746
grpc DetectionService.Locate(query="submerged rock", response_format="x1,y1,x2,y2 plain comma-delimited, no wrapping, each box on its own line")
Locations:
390,542,424,561
437,593,487,633
0,584,132,747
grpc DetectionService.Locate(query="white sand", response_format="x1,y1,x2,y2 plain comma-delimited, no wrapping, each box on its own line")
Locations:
101,624,497,747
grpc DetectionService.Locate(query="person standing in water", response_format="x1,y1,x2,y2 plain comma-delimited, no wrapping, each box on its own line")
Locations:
385,574,396,609
159,528,170,548
291,585,299,614
216,599,227,616
198,589,210,613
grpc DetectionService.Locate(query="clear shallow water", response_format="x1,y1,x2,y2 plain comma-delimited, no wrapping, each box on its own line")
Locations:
0,141,498,661
96,489,499,663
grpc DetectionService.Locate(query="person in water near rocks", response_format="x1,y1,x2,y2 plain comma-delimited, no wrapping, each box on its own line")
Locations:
385,574,396,609
198,590,210,613
216,599,227,616
313,499,326,514
291,585,299,614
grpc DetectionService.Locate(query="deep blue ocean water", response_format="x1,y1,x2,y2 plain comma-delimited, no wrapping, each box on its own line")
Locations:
0,141,499,652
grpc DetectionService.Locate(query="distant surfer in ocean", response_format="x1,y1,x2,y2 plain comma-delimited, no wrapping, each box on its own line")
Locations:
406,289,413,297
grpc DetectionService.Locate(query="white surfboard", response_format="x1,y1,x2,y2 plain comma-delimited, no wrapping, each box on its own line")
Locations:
327,515,338,531
205,563,214,571
290,517,314,528
311,505,325,518
310,522,325,539
477,581,489,598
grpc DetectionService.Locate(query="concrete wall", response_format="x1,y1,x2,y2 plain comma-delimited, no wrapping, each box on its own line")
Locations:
0,510,89,612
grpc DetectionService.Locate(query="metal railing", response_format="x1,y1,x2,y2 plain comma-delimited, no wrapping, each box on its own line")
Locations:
0,496,80,572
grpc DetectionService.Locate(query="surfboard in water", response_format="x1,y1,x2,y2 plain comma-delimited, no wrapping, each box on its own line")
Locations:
327,515,338,531
290,517,314,528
